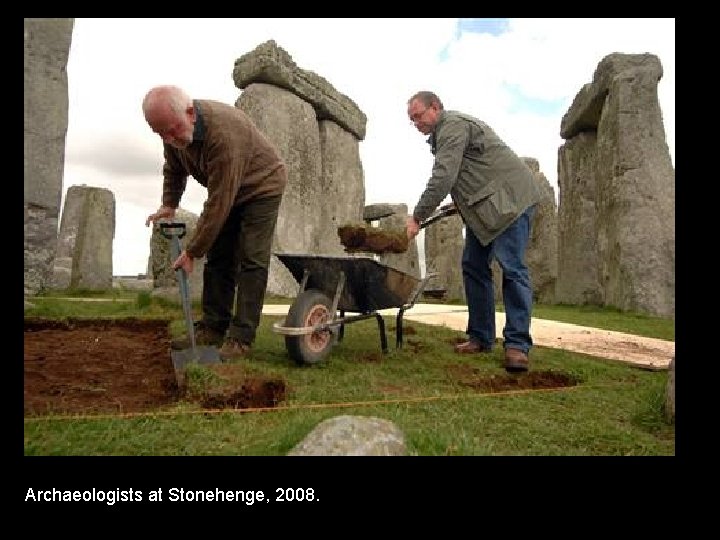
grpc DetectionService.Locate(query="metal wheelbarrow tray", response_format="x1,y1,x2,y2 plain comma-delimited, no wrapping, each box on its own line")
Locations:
272,252,436,365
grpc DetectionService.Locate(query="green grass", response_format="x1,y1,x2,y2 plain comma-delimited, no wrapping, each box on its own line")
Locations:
23,292,675,456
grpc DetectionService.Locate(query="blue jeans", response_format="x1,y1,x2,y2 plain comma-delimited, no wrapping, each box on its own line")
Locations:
461,205,535,353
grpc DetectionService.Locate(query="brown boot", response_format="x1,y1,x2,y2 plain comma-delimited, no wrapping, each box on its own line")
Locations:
454,340,492,354
219,337,251,361
504,348,529,373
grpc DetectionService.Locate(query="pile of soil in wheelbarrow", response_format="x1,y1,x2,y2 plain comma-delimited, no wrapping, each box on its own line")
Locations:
23,317,287,416
337,223,409,254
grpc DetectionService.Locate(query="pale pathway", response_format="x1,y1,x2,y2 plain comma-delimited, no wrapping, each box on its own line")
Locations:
262,303,675,371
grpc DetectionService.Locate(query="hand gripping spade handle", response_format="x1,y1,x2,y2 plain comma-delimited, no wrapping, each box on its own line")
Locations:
158,223,222,373
159,222,201,362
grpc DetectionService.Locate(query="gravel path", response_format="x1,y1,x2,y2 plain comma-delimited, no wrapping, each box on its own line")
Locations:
263,303,674,371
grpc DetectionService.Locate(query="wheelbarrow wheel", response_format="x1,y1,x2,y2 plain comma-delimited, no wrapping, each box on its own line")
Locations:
285,289,335,365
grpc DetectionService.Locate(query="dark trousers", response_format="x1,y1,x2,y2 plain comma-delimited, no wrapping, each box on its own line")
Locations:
201,194,282,345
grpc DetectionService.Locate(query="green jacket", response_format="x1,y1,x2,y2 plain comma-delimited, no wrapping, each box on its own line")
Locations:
412,110,541,245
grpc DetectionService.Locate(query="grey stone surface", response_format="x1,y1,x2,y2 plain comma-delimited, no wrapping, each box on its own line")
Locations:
148,208,205,302
492,157,558,304
364,204,396,222
50,185,115,291
557,53,674,318
317,121,365,255
25,205,60,296
424,213,465,302
287,415,407,456
556,132,603,304
235,78,369,298
561,53,663,140
378,204,420,279
233,40,367,140
24,18,74,295
524,158,559,304
237,83,322,298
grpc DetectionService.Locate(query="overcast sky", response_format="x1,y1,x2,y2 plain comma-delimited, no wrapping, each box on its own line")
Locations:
62,18,675,276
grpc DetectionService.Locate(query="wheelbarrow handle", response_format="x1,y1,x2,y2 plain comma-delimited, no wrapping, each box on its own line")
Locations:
419,204,458,229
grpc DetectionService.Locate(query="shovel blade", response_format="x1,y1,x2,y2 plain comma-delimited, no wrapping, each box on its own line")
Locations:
171,345,222,373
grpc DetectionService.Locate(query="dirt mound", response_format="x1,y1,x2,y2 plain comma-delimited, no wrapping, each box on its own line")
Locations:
337,223,409,254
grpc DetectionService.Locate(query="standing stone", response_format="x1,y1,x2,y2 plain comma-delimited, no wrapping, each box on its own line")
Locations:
317,121,365,255
50,185,115,291
24,18,74,296
556,132,603,304
558,53,674,318
424,213,465,301
237,83,322,298
492,157,558,304
524,158,558,304
233,41,369,298
378,204,420,279
148,208,205,302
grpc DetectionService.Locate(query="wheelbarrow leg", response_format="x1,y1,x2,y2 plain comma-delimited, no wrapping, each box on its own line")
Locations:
338,310,345,343
396,307,406,349
374,313,388,354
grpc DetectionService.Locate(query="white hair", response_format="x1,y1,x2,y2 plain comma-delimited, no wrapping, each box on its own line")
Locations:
142,85,192,118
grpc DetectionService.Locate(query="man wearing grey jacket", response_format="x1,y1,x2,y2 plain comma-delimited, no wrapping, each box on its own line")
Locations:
405,91,541,372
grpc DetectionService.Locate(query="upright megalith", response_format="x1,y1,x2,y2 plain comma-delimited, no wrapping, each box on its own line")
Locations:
557,53,675,318
237,83,322,297
317,121,365,255
50,185,115,291
377,204,420,279
424,212,465,301
232,41,367,297
147,208,205,302
492,157,558,303
24,18,74,296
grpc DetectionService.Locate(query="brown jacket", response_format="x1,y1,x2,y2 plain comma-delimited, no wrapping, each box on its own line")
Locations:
161,99,287,258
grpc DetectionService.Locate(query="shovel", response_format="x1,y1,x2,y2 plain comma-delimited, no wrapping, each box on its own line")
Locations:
159,222,222,374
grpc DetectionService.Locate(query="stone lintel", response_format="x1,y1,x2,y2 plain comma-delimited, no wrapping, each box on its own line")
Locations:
233,40,367,140
560,53,663,140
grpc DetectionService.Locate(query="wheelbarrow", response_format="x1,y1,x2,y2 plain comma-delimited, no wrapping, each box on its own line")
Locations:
271,203,458,365
272,253,436,365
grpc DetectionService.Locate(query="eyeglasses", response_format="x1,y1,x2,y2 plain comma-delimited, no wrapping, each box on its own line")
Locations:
409,106,432,123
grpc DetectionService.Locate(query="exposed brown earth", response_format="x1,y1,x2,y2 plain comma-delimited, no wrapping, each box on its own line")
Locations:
23,316,582,418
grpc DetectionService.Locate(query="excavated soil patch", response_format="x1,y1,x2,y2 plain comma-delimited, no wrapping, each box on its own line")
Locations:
23,318,287,416
446,363,580,391
185,363,288,410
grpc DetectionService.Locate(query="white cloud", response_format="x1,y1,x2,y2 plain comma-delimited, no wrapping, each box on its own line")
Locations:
61,17,675,275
